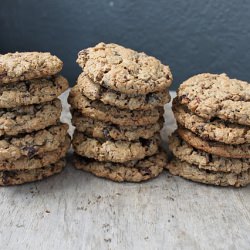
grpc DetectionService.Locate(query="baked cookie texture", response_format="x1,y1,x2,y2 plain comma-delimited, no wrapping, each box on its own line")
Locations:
0,99,62,136
177,73,250,125
77,42,172,95
168,73,250,187
0,159,66,186
0,51,69,185
172,98,250,145
76,73,171,110
71,43,172,182
74,152,166,182
0,75,68,108
0,52,63,84
73,131,160,163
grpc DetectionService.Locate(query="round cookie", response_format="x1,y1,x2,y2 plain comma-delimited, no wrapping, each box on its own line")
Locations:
172,98,250,145
0,52,63,84
167,158,250,187
76,73,171,110
0,123,69,161
0,99,62,136
177,128,250,159
0,159,65,186
169,132,250,174
72,131,160,163
0,135,70,171
0,75,69,108
74,151,166,182
77,42,172,95
177,73,250,125
68,88,163,126
72,111,163,141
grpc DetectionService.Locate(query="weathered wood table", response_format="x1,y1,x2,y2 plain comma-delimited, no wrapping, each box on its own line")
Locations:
0,91,249,250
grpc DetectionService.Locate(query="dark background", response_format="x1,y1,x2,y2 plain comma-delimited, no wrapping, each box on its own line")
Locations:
1,0,250,89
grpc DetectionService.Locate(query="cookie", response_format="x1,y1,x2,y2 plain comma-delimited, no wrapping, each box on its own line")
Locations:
76,73,171,110
72,111,163,141
0,159,65,186
172,98,250,145
72,131,160,163
167,158,250,187
0,52,63,84
177,73,250,125
74,151,166,182
0,135,70,171
177,128,250,159
68,89,163,126
0,99,61,136
169,132,250,174
0,123,69,161
77,43,172,95
0,75,69,108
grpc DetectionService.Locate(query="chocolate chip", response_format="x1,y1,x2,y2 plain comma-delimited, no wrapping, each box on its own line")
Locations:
22,146,38,158
103,128,111,139
146,93,160,103
2,171,17,185
139,138,151,147
179,95,190,103
140,167,152,176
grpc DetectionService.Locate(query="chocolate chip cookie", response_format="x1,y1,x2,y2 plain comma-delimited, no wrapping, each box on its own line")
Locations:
177,128,250,159
0,123,68,161
167,157,250,187
172,98,250,145
72,131,160,163
0,135,70,171
68,89,163,126
169,132,250,174
72,111,163,141
77,43,172,95
0,99,61,136
177,73,250,125
74,151,166,182
0,75,69,108
76,73,171,110
0,159,65,186
0,52,63,84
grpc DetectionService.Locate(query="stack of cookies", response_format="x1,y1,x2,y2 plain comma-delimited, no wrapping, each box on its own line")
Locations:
69,43,172,182
0,52,70,185
167,73,250,187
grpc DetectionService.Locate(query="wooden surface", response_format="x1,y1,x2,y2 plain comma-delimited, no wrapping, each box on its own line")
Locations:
0,91,249,250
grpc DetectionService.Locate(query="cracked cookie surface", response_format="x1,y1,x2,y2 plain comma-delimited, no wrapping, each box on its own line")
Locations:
0,123,68,161
0,52,63,84
0,75,68,108
167,157,250,187
72,111,163,141
169,132,250,174
0,135,70,171
0,159,65,186
77,43,172,95
74,151,166,182
77,73,171,110
177,128,250,159
173,98,250,145
69,87,163,126
0,99,62,136
72,131,160,163
177,73,250,125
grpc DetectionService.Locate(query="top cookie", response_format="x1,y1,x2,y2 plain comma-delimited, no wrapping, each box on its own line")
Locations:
0,52,63,84
177,73,250,125
77,43,172,94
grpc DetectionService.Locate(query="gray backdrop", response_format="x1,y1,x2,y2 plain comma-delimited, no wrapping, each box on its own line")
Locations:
1,0,250,89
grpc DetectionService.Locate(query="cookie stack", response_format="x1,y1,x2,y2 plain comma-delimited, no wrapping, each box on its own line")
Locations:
167,73,250,187
69,43,172,182
0,52,70,185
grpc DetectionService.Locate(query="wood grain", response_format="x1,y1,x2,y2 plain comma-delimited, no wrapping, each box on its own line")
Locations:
0,91,249,250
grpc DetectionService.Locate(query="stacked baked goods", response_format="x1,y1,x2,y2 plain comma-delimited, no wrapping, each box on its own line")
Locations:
0,52,70,185
167,73,250,187
69,43,172,182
